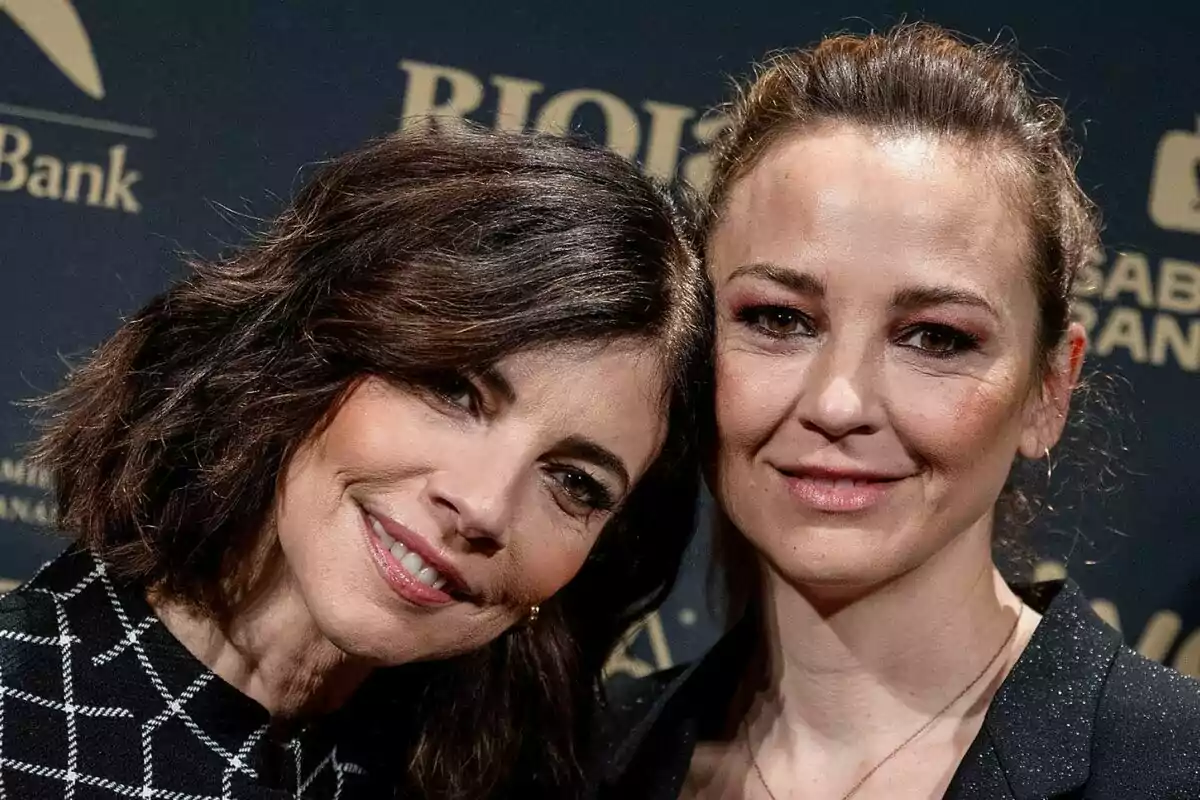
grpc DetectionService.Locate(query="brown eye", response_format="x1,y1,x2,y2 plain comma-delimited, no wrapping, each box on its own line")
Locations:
427,372,480,415
736,305,812,337
897,324,980,357
547,467,615,514
916,329,957,353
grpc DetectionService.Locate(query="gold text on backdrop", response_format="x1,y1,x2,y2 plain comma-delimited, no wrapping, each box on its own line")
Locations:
1073,251,1200,372
397,59,726,189
0,1,152,214
0,124,141,212
1149,115,1200,235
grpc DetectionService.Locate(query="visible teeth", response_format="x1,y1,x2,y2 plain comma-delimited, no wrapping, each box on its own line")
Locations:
400,551,426,575
370,517,395,548
807,477,865,488
374,522,449,591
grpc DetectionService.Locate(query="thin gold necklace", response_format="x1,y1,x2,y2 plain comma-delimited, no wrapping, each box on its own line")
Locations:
742,603,1024,800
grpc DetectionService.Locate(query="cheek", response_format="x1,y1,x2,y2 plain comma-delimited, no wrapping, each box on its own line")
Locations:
275,447,345,544
714,347,798,452
512,512,598,601
520,542,593,601
321,389,440,476
888,371,1025,470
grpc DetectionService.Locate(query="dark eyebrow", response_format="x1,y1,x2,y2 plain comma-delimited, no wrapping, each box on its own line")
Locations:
554,435,631,494
890,285,998,319
480,368,629,491
728,263,999,320
726,262,826,296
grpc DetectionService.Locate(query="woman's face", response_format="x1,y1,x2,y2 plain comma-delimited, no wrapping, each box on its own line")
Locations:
275,340,668,664
709,125,1081,591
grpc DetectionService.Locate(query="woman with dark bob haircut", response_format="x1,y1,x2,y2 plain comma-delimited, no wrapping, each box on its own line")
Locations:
0,124,709,798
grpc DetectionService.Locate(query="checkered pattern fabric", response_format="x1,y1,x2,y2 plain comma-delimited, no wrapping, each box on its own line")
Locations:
0,549,392,799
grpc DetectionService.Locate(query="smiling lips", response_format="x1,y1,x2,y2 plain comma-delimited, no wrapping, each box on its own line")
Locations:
361,508,470,607
777,466,907,512
371,515,448,590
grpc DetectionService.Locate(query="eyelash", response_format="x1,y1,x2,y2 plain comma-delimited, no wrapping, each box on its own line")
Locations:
735,304,981,357
427,371,483,416
734,304,815,338
895,323,982,358
546,467,617,516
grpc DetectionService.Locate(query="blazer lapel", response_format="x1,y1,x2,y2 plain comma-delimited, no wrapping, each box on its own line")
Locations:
947,581,1122,800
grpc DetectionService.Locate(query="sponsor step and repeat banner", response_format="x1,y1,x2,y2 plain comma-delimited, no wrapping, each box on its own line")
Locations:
1,2,1198,681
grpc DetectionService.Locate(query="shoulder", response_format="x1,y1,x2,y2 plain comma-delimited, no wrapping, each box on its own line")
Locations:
1098,646,1200,738
0,579,62,688
587,665,697,799
597,615,757,751
596,664,691,754
589,622,758,797
1089,646,1200,796
605,664,690,715
0,547,108,673
0,578,59,638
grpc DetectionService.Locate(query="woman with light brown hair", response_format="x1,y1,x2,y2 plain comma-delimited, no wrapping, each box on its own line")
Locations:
0,124,710,799
593,23,1200,800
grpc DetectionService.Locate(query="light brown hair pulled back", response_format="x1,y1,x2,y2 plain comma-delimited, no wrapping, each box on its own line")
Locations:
704,22,1100,369
703,23,1104,614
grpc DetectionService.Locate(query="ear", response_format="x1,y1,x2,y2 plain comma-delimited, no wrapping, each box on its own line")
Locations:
1019,321,1087,459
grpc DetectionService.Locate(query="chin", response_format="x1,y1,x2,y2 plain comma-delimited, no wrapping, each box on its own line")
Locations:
771,556,904,592
281,525,514,665
758,523,922,590
305,597,404,663
311,589,514,666
293,568,433,665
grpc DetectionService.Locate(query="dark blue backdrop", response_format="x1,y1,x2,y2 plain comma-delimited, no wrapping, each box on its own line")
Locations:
2,1,1198,681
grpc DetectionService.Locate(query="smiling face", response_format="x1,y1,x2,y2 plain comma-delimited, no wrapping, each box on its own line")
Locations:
709,125,1080,592
273,340,668,665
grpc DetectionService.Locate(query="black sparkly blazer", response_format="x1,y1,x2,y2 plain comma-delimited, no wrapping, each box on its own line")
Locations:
589,581,1200,800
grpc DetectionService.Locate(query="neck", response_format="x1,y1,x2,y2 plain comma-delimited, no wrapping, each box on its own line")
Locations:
751,518,1028,749
150,542,375,719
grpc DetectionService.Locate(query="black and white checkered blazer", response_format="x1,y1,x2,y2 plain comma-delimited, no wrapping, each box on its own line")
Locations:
0,547,394,799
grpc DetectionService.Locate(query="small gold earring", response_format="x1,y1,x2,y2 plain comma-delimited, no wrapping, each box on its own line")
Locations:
1044,446,1053,482
528,605,540,624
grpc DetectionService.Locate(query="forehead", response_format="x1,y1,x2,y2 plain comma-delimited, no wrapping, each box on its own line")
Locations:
711,126,1032,297
500,341,666,401
499,340,670,473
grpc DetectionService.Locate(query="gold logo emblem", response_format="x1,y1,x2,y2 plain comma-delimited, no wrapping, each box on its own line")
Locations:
1,0,105,99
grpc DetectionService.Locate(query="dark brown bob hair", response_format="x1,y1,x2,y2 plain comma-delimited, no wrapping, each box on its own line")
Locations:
32,124,711,797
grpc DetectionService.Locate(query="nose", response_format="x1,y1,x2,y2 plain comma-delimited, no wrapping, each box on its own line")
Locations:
425,448,522,555
794,335,880,440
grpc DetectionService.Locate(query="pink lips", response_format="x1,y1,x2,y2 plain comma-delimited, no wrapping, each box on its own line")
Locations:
360,509,466,608
777,467,905,512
